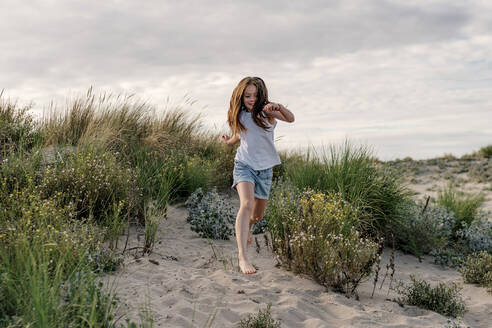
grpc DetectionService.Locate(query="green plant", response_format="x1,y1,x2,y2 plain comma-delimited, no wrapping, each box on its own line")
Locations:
431,246,467,268
459,251,492,293
437,183,484,232
143,202,165,255
266,181,379,295
130,147,175,209
394,275,467,318
40,147,139,224
457,211,492,253
391,200,456,259
284,141,410,235
185,188,235,240
0,186,120,327
238,304,281,328
0,96,41,158
479,145,492,158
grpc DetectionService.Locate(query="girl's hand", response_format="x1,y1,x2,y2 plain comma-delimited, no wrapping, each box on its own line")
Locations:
263,102,281,113
220,135,229,144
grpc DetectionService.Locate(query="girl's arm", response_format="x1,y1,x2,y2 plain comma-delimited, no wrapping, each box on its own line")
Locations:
263,103,295,123
220,133,240,146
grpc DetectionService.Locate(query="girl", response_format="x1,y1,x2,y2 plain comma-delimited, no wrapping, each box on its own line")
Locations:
221,77,295,274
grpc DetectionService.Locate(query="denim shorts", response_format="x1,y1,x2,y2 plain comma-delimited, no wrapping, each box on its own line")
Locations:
231,160,273,199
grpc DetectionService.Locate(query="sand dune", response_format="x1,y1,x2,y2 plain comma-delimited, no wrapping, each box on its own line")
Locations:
111,200,492,327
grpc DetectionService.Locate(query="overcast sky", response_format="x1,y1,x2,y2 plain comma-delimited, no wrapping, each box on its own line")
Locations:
1,0,491,160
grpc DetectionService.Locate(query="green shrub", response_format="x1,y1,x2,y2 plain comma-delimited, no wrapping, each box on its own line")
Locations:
284,142,409,234
266,181,379,295
185,188,235,239
238,304,281,328
0,188,105,274
0,98,41,157
0,186,120,326
392,200,456,258
468,159,492,183
179,154,216,197
459,251,492,293
40,147,139,224
437,183,484,232
0,152,43,201
457,211,492,253
394,275,466,318
479,145,492,158
431,246,467,268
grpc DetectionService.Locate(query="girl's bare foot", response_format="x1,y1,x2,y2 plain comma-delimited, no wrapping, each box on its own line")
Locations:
238,258,256,274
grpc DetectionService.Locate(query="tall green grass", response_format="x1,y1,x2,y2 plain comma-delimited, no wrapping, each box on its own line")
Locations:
40,89,233,199
437,183,485,231
41,89,202,154
0,95,42,158
0,96,154,327
283,142,410,234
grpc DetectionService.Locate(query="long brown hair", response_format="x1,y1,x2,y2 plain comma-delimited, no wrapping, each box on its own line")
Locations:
227,77,269,136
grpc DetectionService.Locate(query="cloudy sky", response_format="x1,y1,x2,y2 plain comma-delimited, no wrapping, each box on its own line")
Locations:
1,0,491,160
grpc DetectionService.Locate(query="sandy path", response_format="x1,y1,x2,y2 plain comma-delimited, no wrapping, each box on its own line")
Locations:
109,202,492,328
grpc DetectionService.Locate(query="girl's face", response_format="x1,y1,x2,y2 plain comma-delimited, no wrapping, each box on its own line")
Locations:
243,84,257,111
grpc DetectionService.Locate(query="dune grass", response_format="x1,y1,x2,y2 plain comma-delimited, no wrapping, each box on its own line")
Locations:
282,142,410,234
437,183,485,232
4,88,480,324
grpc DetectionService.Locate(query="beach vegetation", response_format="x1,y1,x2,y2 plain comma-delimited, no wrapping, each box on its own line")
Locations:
0,96,42,158
437,183,485,232
282,142,410,235
391,200,456,259
238,303,281,328
479,144,492,158
394,275,467,318
185,188,236,239
459,251,492,293
266,180,380,296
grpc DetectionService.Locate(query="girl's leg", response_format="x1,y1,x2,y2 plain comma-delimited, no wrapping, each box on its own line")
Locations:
235,181,256,274
247,197,268,244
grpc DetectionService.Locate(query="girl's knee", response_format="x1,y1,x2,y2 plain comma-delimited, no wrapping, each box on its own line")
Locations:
239,200,254,213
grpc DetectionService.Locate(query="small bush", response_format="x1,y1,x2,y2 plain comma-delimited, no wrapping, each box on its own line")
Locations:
238,304,281,328
459,251,492,292
468,159,492,183
0,188,105,274
185,188,235,240
267,181,379,295
0,186,120,325
479,145,492,158
40,147,139,223
437,183,485,231
456,211,492,253
0,98,41,157
394,275,467,318
431,247,467,268
392,200,456,258
0,152,43,199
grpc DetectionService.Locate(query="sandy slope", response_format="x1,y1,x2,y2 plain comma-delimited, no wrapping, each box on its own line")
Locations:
110,201,492,328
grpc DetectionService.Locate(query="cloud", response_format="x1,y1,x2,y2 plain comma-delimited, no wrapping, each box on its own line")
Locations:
0,0,491,159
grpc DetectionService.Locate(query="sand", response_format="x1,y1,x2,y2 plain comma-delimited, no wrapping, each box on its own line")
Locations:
110,161,492,328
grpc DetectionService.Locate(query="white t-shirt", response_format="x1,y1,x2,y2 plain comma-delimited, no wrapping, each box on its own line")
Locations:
234,110,281,170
